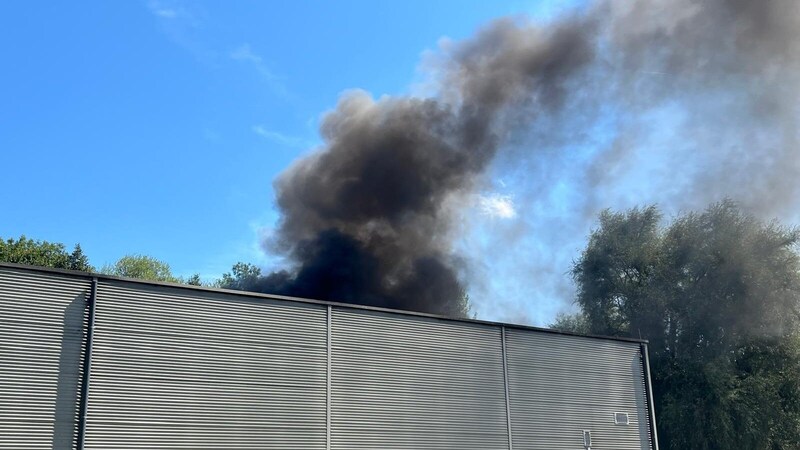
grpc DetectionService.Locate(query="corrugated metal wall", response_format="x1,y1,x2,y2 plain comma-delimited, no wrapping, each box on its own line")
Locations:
330,309,509,450
0,267,89,450
505,329,651,450
85,280,328,449
0,264,656,450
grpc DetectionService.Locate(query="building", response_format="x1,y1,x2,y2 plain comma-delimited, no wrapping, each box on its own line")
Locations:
0,263,658,449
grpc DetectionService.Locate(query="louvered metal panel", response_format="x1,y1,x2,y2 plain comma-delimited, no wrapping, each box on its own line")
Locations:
0,267,89,450
505,329,651,450
330,307,509,450
84,280,328,449
0,264,657,450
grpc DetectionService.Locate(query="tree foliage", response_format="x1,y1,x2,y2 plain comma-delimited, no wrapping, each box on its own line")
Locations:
572,200,800,449
549,311,590,334
102,254,180,283
0,235,93,271
185,273,203,286
216,262,262,290
101,254,204,285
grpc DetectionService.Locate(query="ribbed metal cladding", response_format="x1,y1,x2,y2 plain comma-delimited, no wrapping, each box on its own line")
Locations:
0,267,90,450
330,307,509,450
505,329,651,450
84,280,328,449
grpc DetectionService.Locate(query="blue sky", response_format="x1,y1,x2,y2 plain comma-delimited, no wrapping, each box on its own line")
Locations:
1,0,598,325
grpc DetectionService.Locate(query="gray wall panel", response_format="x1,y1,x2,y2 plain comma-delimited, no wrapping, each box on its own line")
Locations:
330,308,509,450
0,267,89,450
506,329,651,450
84,281,328,449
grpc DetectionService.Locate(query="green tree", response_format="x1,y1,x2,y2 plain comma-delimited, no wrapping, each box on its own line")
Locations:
0,235,94,271
102,254,180,283
67,244,92,271
216,262,262,290
549,311,590,334
572,200,800,449
185,273,203,286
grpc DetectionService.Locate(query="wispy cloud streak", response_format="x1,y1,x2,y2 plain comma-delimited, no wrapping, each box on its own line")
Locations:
147,1,192,21
252,125,313,149
231,44,291,99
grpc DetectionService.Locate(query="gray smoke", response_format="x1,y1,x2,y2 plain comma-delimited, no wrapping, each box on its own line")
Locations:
253,0,800,318
590,0,800,218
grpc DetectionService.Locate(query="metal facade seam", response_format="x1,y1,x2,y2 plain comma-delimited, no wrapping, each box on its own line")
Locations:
502,326,514,450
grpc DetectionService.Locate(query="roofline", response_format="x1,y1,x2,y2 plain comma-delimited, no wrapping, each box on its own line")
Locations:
0,261,648,345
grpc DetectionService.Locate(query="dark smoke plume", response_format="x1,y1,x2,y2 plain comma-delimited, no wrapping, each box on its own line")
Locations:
248,0,800,318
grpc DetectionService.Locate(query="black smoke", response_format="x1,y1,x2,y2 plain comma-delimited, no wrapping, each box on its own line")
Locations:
245,0,800,318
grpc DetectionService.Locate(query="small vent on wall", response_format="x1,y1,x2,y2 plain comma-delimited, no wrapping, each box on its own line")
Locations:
614,412,630,425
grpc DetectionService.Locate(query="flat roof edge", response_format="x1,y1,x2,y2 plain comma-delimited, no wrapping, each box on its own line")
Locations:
0,261,648,345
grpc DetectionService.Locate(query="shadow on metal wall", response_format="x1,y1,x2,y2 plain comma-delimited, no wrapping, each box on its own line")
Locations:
51,294,85,450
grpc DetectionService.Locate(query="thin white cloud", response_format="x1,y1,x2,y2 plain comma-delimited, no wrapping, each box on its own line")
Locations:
252,125,312,149
147,1,185,19
478,194,517,219
145,0,214,64
230,44,263,65
153,8,177,18
230,44,292,100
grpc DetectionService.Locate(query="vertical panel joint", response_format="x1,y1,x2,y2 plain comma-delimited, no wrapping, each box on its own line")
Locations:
641,343,660,450
326,305,332,450
502,326,513,450
76,277,98,450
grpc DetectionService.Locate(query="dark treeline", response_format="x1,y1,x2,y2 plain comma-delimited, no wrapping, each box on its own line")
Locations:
554,200,800,449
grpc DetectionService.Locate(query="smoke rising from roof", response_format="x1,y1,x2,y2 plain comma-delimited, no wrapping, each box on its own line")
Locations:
249,0,800,318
